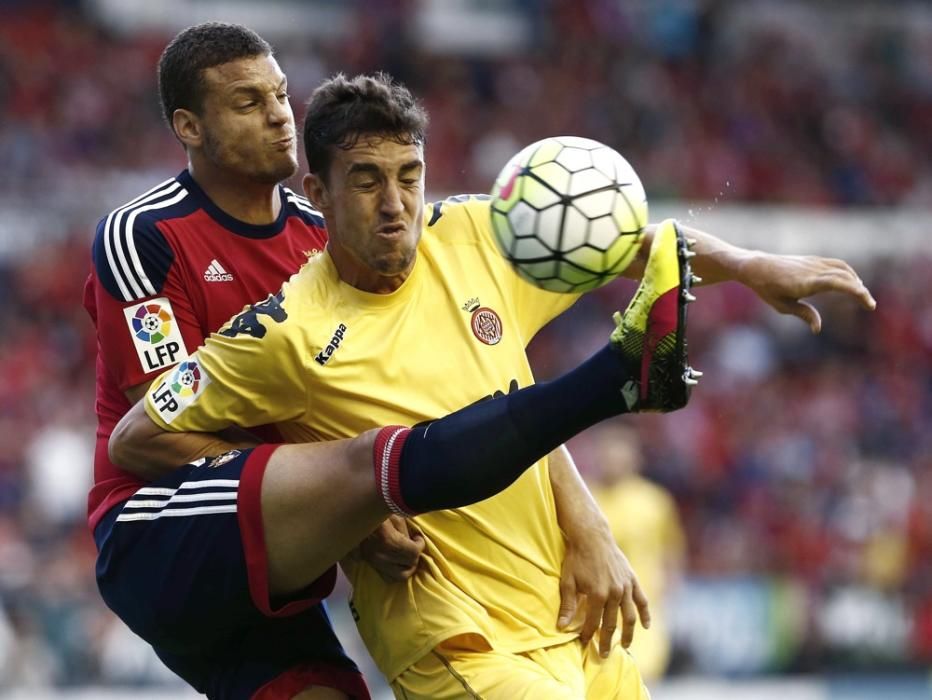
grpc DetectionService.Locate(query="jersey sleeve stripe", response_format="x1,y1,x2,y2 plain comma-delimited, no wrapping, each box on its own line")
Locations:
285,194,319,214
103,177,177,298
283,188,327,228
123,188,189,298
282,188,316,207
113,183,181,298
283,189,324,217
104,180,180,301
285,196,327,228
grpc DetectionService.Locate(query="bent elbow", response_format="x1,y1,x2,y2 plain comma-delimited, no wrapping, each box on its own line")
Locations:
108,419,131,468
109,406,149,468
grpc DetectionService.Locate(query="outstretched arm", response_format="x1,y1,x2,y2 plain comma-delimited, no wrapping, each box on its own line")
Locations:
626,221,876,333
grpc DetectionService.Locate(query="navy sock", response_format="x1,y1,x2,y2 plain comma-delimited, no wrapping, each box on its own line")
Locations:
373,344,631,514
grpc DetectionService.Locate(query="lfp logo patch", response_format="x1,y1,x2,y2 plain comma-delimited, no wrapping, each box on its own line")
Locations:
148,357,211,424
124,298,189,373
170,360,203,397
132,303,172,343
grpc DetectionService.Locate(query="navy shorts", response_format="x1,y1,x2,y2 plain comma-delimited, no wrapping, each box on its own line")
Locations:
94,445,369,700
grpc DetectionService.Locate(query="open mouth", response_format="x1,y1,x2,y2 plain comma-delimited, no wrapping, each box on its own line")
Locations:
376,224,406,237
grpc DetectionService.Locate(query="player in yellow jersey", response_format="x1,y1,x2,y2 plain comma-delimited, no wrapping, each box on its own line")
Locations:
589,422,686,682
110,73,876,698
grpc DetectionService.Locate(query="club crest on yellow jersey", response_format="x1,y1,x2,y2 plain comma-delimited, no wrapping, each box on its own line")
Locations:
462,297,502,345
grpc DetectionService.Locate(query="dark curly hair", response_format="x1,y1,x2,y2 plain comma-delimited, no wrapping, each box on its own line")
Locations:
158,22,272,133
302,72,429,181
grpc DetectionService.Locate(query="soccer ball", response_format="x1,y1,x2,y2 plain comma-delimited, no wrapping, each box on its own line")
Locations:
489,136,648,293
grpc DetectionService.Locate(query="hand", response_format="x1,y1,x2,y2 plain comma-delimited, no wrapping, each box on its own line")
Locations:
359,516,425,582
557,526,650,658
740,253,876,333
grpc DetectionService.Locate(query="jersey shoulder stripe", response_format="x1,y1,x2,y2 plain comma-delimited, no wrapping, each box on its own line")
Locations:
93,178,194,302
283,187,326,228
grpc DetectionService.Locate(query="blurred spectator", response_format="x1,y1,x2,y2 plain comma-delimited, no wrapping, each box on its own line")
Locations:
586,421,686,681
2,1,932,214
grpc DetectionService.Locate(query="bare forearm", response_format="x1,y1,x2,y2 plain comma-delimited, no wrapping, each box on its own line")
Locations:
627,219,875,332
109,400,258,482
625,222,757,286
549,445,611,539
121,432,255,481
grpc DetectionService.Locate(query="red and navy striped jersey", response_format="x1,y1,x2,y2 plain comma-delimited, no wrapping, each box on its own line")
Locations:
83,169,327,531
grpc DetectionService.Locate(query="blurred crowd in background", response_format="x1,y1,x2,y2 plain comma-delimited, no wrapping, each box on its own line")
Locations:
2,0,932,213
0,0,930,692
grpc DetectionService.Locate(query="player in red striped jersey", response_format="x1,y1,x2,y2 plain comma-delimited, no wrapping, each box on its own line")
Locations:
85,163,327,533
82,23,370,699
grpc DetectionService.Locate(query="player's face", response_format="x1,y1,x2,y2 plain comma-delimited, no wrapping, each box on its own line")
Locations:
197,55,297,184
306,137,425,292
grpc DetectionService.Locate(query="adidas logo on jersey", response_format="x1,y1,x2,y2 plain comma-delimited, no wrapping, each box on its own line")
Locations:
204,259,233,282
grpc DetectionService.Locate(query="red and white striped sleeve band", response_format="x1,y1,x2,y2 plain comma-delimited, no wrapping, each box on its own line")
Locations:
373,425,415,517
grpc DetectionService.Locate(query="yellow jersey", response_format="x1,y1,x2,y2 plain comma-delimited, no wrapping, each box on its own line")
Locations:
145,196,581,679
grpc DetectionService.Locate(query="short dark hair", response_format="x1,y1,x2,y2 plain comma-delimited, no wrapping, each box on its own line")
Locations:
302,72,429,179
158,22,272,133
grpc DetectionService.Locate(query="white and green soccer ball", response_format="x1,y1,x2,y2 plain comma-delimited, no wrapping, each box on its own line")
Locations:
489,136,648,293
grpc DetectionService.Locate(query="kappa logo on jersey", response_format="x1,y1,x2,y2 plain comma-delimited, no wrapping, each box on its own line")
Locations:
315,323,347,366
462,297,502,345
148,358,211,424
203,259,234,282
123,298,189,373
